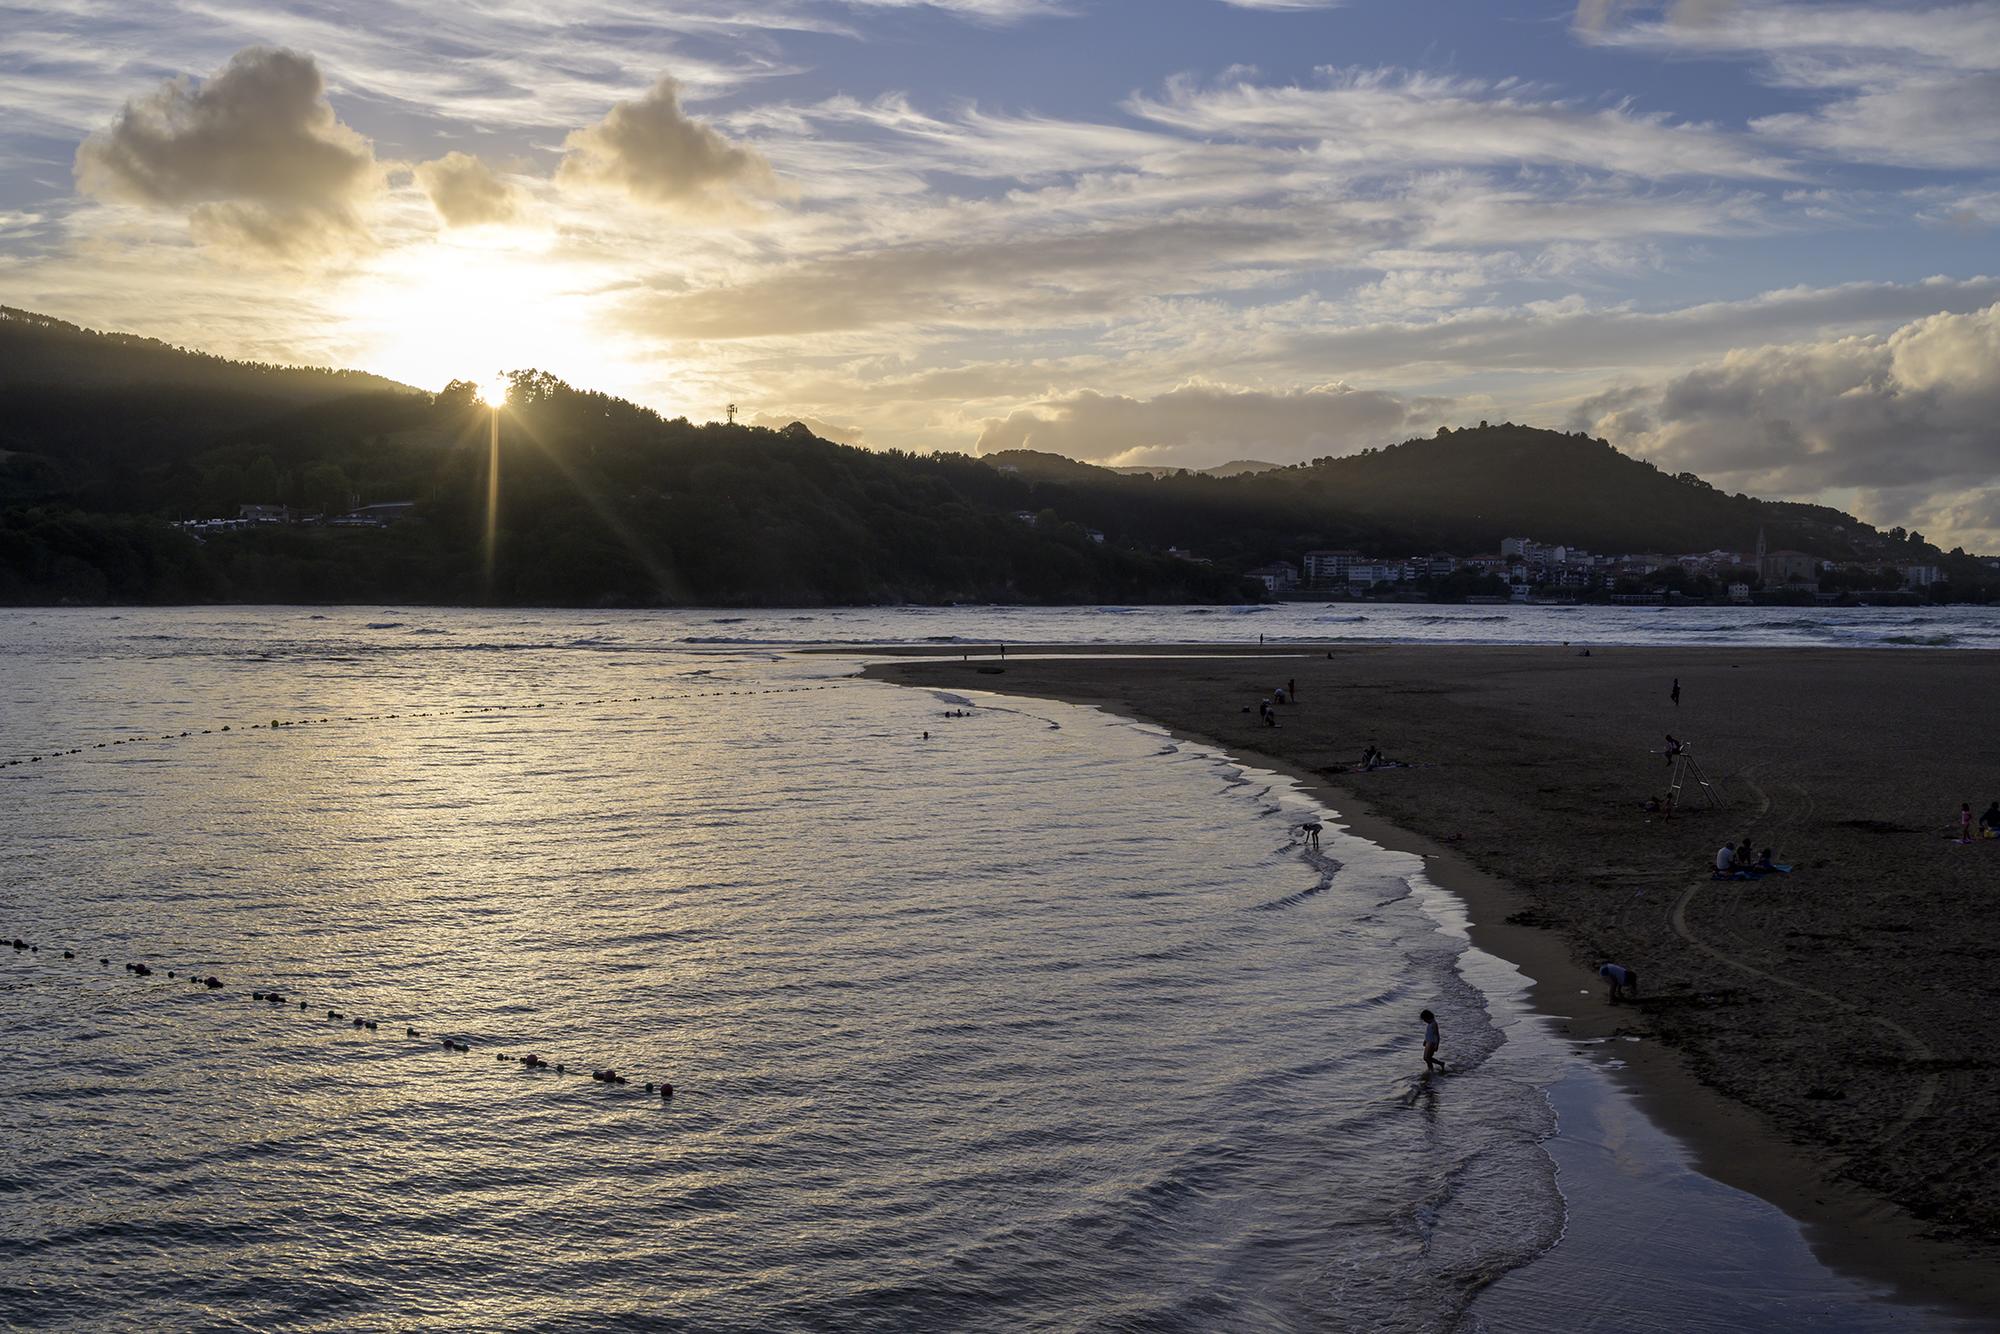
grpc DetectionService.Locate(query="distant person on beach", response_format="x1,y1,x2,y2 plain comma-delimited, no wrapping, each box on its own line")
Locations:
1361,744,1382,770
1664,735,1684,765
1598,963,1638,1002
1671,678,1681,707
1420,1010,1441,1070
1715,842,1737,876
1981,802,2000,836
1274,686,1288,705
1959,803,1974,843
1755,848,1788,874
1736,839,1754,871
1299,820,1323,849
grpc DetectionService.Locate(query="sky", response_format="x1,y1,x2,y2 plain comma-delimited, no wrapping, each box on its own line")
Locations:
2,1,1998,547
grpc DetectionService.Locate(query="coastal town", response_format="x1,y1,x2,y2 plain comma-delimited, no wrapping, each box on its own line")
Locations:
1243,530,1964,604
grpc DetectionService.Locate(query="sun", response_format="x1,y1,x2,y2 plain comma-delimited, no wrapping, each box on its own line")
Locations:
328,232,655,399
478,376,509,406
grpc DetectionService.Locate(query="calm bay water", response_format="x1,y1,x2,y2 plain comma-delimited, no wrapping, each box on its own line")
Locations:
0,607,1981,1331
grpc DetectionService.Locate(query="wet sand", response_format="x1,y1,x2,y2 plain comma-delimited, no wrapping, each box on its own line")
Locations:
861,644,2000,1319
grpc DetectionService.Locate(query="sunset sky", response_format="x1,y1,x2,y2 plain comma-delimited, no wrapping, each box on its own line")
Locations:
3,1,1997,543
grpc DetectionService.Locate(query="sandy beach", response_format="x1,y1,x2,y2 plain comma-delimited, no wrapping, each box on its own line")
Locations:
864,644,2000,1317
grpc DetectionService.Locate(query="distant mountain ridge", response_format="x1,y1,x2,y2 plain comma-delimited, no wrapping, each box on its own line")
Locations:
1109,459,1282,479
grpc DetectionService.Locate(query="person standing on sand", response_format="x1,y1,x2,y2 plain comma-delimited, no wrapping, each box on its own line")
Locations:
1959,802,1974,843
1288,677,1296,701
1598,963,1638,1002
1420,1010,1441,1070
1671,678,1680,707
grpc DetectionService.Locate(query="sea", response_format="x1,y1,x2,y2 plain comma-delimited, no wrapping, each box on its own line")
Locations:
2,605,1990,1332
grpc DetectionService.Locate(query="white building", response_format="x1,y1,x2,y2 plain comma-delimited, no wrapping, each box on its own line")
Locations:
1903,564,1943,588
1304,549,1364,586
1246,561,1300,593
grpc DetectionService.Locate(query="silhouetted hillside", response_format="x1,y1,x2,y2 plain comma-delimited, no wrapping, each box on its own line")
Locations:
0,309,1981,605
0,307,420,509
986,426,1917,568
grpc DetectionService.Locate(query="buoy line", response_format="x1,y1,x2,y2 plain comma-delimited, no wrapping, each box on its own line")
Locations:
4,937,677,1102
0,684,845,774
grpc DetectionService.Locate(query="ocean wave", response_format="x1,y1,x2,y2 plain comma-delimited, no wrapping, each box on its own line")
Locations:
366,622,404,630
1880,633,1958,646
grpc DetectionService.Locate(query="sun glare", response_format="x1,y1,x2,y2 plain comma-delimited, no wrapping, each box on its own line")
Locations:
478,376,508,406
330,234,657,400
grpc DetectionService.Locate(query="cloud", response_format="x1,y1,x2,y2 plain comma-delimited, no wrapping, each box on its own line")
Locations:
73,47,380,257
1574,2,2000,168
1573,301,2000,545
558,76,776,213
628,215,1327,339
1254,275,2000,378
1126,68,1796,180
747,410,864,443
974,380,1447,469
414,152,520,227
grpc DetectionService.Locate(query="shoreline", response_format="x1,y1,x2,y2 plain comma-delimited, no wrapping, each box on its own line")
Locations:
859,645,2000,1324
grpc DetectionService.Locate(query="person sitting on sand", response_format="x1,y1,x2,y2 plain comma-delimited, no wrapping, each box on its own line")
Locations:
1736,839,1755,873
1754,847,1788,874
1598,963,1638,1003
1982,802,2000,837
1361,744,1382,770
1715,841,1737,876
1420,1009,1441,1070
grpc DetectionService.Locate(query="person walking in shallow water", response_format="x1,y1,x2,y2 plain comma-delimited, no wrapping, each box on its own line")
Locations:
1420,1009,1441,1071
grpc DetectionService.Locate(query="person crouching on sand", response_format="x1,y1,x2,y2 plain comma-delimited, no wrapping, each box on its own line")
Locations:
1420,1010,1441,1070
1598,963,1638,1003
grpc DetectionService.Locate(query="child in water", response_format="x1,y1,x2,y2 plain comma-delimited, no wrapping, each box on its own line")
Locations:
1420,1009,1441,1071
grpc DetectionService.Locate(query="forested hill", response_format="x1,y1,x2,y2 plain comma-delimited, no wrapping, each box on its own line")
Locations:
985,425,1906,567
0,307,418,511
0,308,1970,605
0,358,1251,605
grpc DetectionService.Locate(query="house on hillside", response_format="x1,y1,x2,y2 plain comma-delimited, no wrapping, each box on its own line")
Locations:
239,504,290,524
1246,561,1300,594
1755,528,1817,588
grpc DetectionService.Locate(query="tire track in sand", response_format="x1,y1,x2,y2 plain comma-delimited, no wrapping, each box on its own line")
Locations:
1668,768,1940,1147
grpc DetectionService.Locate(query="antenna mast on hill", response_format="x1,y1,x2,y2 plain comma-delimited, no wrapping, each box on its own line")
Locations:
725,403,738,426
